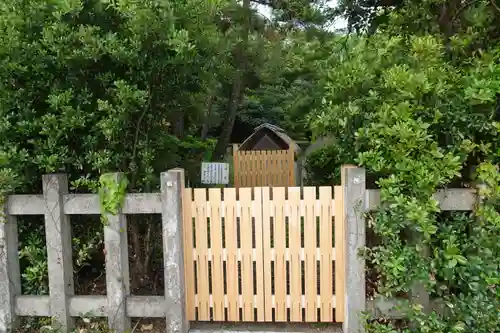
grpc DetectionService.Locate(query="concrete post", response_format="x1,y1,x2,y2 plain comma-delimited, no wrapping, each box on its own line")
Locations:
342,166,366,333
43,174,75,330
0,202,21,332
410,247,430,315
102,173,131,332
161,169,189,333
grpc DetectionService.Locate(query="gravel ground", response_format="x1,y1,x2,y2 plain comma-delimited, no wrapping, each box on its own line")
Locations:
14,319,342,333
189,322,342,333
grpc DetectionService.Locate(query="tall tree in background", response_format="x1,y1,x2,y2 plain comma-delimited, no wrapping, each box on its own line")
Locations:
0,0,231,293
212,0,252,161
211,0,336,160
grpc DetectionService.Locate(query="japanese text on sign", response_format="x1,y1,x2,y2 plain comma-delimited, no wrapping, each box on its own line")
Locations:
201,162,230,184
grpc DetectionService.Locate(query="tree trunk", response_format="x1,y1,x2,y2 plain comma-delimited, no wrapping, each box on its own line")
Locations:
201,95,215,140
212,74,243,161
212,0,251,161
175,114,184,138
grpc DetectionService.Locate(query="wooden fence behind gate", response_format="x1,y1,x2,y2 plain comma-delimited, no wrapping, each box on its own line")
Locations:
233,149,295,188
182,185,345,323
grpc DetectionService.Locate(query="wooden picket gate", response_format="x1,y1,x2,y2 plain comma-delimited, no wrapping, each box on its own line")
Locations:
182,185,345,323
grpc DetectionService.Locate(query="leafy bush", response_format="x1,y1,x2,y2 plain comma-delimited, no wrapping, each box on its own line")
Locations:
312,31,500,333
303,144,351,185
0,0,224,302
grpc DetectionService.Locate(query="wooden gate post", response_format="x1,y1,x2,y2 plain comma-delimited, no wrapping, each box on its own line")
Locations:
342,166,366,333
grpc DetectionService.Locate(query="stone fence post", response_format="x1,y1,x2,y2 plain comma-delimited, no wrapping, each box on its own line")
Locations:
161,169,189,333
43,174,75,331
102,173,131,332
0,201,21,332
342,166,367,333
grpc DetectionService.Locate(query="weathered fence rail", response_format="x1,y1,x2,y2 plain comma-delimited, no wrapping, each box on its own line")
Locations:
0,170,188,333
0,166,477,333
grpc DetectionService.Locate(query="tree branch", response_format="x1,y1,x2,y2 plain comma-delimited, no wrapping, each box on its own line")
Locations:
491,0,500,13
452,0,483,22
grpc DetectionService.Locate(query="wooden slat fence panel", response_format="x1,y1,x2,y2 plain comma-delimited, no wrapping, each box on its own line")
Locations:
233,149,295,188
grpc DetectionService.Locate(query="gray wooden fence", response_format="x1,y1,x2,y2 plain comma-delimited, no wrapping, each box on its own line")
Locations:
0,167,477,333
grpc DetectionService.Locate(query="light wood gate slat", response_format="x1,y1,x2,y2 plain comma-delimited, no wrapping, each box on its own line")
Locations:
254,188,265,321
239,188,254,321
238,153,244,188
250,150,260,186
244,152,249,188
303,187,317,322
273,187,287,321
245,152,251,187
240,153,246,188
280,151,284,185
319,186,333,322
275,151,281,186
288,187,301,321
194,189,210,320
334,185,345,322
261,152,266,186
274,151,280,186
224,188,239,321
262,152,268,185
261,187,273,321
249,152,254,187
233,148,240,188
285,151,290,185
287,149,295,186
183,188,196,320
209,188,224,320
268,152,275,185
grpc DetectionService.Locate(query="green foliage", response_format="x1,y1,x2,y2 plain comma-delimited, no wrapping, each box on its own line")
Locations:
0,0,224,196
98,173,128,225
303,144,353,185
4,0,498,331
312,18,500,333
19,226,49,295
0,0,226,300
